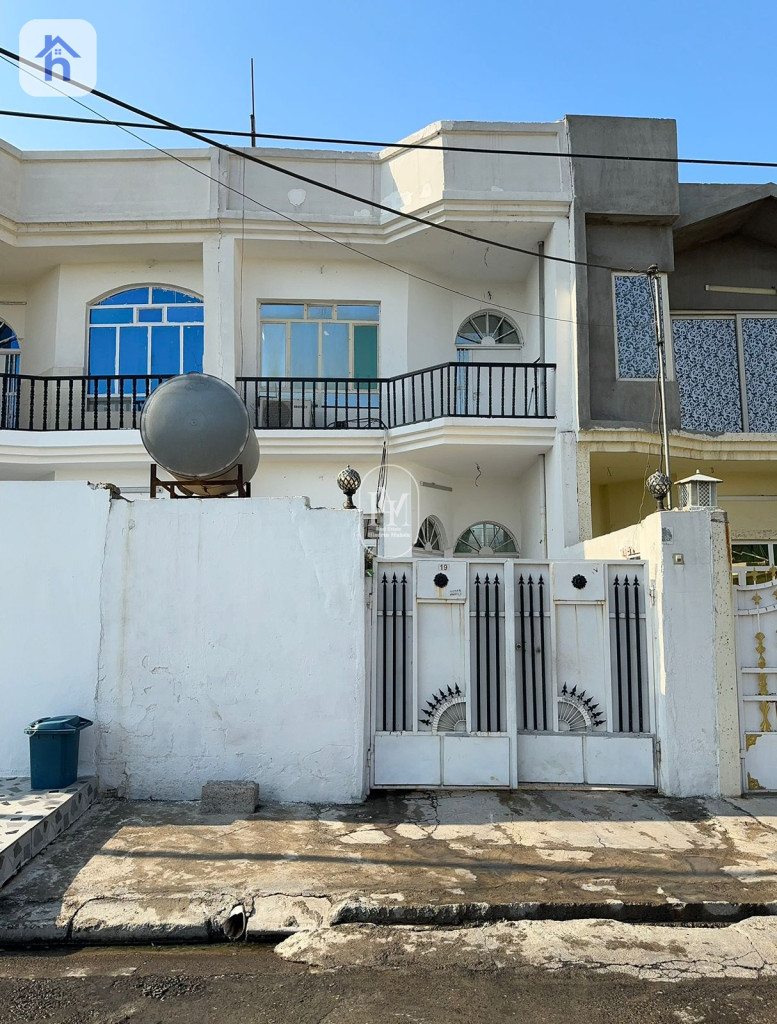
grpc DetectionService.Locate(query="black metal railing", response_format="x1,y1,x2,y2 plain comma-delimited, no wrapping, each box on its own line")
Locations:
238,361,555,429
377,572,410,732
0,362,555,431
516,573,549,731
473,573,505,732
611,574,649,733
0,373,174,431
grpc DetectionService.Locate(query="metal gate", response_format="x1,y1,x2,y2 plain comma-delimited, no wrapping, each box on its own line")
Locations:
734,576,777,792
370,558,656,788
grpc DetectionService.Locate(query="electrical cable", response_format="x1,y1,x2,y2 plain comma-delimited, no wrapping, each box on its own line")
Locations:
0,47,637,274
1,106,777,170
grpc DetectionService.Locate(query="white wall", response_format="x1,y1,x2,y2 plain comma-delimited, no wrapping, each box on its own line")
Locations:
0,483,110,777
569,509,740,797
0,484,368,803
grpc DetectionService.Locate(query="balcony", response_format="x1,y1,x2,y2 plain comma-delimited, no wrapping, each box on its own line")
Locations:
0,363,555,432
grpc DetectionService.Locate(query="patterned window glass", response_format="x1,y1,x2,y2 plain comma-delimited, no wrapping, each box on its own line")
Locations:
742,318,777,432
613,274,661,379
88,286,204,396
671,318,741,433
455,521,518,555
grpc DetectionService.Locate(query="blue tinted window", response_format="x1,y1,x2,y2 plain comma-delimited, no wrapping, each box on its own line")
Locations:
183,326,204,372
308,305,333,319
138,308,164,323
262,304,305,319
166,306,204,323
90,307,134,325
336,304,379,321
261,323,286,375
150,326,180,375
0,323,19,349
321,323,349,377
118,327,148,377
290,322,319,376
88,327,116,375
152,288,201,304
97,287,149,306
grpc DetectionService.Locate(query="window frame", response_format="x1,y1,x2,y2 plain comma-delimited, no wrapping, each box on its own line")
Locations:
454,520,519,556
455,309,523,350
86,286,204,396
258,301,380,384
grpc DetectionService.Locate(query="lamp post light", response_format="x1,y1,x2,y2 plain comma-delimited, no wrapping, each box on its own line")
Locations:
337,465,361,509
676,470,722,511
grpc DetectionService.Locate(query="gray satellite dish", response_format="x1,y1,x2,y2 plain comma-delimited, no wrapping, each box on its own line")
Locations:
140,373,260,496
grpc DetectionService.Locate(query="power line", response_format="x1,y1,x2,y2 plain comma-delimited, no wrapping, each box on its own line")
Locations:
1,106,776,171
0,47,634,274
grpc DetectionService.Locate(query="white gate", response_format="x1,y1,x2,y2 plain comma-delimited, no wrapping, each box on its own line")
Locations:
734,576,777,792
370,558,656,788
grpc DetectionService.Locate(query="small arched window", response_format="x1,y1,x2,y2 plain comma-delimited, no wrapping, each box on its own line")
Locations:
415,515,446,554
456,310,521,347
455,521,519,556
88,286,204,395
0,321,20,374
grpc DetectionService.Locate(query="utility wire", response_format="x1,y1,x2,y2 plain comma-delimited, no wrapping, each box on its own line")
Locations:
1,106,777,171
0,47,636,273
0,50,670,337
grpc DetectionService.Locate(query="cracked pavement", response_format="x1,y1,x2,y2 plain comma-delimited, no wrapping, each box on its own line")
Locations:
2,790,777,944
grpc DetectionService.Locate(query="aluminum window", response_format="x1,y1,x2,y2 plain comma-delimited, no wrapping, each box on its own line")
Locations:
259,302,379,381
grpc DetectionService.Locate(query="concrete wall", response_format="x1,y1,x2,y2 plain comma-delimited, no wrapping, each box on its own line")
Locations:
569,509,740,797
0,485,368,803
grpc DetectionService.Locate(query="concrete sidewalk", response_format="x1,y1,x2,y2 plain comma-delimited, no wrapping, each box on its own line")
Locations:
2,789,777,945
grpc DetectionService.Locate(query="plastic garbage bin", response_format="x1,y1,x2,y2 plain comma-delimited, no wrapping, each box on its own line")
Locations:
24,716,93,790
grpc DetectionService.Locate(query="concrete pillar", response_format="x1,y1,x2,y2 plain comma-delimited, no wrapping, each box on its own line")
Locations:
202,235,240,384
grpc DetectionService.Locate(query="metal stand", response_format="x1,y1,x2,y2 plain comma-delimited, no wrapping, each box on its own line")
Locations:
149,463,251,499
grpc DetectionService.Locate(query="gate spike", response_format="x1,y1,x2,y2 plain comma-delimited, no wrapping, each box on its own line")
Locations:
570,685,577,696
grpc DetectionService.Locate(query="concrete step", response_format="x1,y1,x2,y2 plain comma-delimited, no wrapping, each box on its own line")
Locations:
0,777,97,887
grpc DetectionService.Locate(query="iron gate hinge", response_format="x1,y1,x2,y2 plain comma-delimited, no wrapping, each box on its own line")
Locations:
649,584,657,606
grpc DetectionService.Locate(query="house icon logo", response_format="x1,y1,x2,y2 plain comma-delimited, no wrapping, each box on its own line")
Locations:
35,35,81,84
19,20,97,98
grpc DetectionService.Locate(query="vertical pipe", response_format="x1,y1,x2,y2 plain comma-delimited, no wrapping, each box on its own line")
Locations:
485,574,492,731
648,266,672,503
55,379,61,430
494,574,502,731
391,573,398,731
67,378,73,430
528,575,537,730
538,240,546,364
624,576,634,732
538,574,547,730
539,454,548,558
634,575,644,733
381,573,388,731
519,575,528,729
401,574,408,731
475,574,482,731
614,576,623,732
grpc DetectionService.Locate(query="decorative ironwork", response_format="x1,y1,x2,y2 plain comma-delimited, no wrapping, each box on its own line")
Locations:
646,471,672,511
415,516,444,554
473,574,504,732
517,574,549,731
760,703,772,733
748,772,765,791
558,684,605,732
378,572,409,732
746,734,760,751
337,465,361,509
612,574,648,733
756,631,767,669
571,574,587,590
420,686,466,733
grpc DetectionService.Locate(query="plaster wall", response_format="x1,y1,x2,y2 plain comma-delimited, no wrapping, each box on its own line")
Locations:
0,143,21,222
0,483,110,777
23,268,60,375
671,236,777,312
569,510,740,797
97,496,367,801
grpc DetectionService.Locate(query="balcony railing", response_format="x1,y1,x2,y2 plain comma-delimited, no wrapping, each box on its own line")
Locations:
0,363,555,432
238,362,555,429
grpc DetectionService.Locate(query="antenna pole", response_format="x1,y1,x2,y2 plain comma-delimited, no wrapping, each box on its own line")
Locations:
249,58,257,147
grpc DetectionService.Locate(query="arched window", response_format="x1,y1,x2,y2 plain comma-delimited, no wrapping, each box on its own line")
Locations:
415,515,446,554
0,321,20,374
455,521,518,556
88,286,204,395
456,310,521,347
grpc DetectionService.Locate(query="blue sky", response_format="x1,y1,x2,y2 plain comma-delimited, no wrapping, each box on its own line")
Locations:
0,0,775,183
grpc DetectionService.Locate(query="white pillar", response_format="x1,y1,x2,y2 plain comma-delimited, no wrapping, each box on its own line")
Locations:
202,234,240,384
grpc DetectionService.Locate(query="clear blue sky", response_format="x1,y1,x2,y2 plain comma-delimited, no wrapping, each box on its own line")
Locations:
0,0,775,184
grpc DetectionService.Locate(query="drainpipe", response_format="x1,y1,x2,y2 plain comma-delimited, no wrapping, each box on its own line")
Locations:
539,453,548,555
538,241,546,363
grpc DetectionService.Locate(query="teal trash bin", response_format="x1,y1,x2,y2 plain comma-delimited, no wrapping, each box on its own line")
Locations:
24,716,93,790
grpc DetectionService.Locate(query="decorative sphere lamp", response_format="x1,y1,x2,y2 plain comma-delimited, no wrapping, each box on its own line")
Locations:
337,465,361,509
646,470,673,511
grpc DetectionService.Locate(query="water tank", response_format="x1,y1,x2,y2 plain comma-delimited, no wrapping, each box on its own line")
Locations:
140,373,260,496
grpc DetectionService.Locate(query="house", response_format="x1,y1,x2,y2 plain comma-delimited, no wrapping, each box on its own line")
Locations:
0,116,767,799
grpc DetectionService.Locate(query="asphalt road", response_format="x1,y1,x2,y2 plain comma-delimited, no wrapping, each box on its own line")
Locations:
0,942,776,1024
